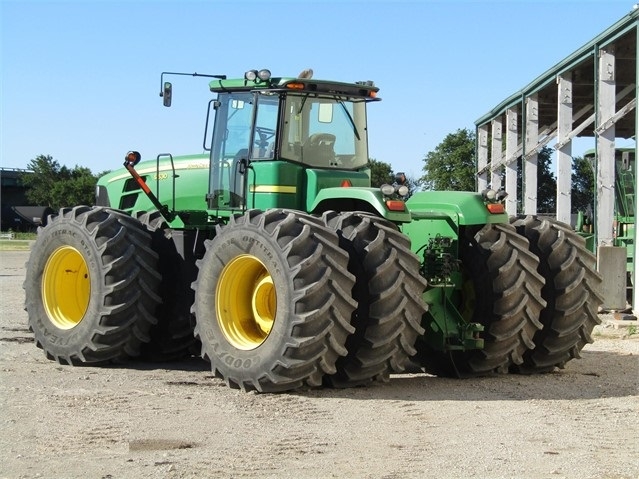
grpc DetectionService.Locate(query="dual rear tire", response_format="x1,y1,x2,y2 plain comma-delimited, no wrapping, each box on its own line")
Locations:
509,215,602,373
415,222,546,376
415,217,602,377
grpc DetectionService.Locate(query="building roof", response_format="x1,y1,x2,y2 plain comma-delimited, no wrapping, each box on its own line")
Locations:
475,7,638,139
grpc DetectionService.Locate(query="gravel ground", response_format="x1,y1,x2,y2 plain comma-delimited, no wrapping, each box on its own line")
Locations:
1,250,638,479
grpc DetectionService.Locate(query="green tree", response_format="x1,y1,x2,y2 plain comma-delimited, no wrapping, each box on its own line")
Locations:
20,155,99,209
536,147,557,213
571,155,594,214
521,147,556,214
369,158,394,187
422,128,476,191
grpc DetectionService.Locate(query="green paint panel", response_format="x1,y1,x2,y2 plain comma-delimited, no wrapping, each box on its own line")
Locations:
407,191,508,225
306,169,370,209
247,161,305,210
97,154,209,214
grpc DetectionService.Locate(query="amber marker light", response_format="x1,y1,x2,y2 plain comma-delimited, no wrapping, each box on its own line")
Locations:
286,83,305,90
386,200,405,211
340,179,352,187
486,203,505,214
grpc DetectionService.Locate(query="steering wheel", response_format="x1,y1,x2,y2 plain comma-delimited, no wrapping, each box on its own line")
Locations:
255,127,275,147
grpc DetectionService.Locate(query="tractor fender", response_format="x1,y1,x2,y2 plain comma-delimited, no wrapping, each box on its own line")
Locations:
406,191,508,226
310,187,412,223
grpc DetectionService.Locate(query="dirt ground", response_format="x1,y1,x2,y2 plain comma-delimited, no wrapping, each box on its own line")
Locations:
1,249,638,479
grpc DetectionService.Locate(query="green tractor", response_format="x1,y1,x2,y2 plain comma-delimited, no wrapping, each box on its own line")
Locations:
24,69,603,392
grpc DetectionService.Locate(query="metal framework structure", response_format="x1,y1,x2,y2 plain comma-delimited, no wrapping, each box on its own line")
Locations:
475,7,638,310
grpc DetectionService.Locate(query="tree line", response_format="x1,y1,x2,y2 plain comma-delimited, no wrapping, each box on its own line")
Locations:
21,133,595,215
18,155,106,210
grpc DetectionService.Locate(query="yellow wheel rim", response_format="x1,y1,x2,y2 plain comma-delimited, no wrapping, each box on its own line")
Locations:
42,246,91,329
216,254,277,350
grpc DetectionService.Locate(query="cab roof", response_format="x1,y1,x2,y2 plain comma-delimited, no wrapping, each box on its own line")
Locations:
209,76,380,100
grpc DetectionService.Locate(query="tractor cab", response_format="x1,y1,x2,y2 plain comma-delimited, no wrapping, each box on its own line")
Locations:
203,69,380,213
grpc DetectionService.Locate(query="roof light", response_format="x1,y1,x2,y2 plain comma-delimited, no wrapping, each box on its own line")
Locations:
257,69,271,81
380,184,395,196
397,185,409,197
340,179,352,187
298,68,313,79
286,82,305,90
481,189,497,202
244,70,258,81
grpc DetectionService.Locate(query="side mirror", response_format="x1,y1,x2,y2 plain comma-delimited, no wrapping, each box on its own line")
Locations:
162,82,172,107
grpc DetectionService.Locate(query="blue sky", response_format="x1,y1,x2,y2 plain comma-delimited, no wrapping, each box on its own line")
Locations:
0,0,635,179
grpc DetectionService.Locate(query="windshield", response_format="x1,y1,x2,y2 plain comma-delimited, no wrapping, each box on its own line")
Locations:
280,94,369,169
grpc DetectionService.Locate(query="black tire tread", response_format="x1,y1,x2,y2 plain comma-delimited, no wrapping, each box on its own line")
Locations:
193,209,356,392
415,223,546,377
135,211,200,361
322,211,427,387
465,223,546,374
510,215,603,373
24,206,161,364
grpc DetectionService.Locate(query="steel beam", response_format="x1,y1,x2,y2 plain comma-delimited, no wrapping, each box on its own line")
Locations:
491,117,503,190
596,47,617,247
557,73,573,225
505,108,518,215
524,94,539,214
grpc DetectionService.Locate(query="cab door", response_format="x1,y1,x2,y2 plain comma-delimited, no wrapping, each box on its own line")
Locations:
208,92,254,209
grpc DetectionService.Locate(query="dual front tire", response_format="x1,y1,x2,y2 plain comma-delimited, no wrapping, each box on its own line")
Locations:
192,209,357,392
25,206,428,393
24,206,161,364
191,209,429,392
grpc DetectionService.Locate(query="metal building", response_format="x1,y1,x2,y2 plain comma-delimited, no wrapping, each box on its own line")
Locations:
475,7,637,311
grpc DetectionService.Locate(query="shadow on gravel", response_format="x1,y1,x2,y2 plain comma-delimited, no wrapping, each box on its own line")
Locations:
117,357,211,372
106,348,638,401
0,327,211,373
4,328,636,401
295,348,639,402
